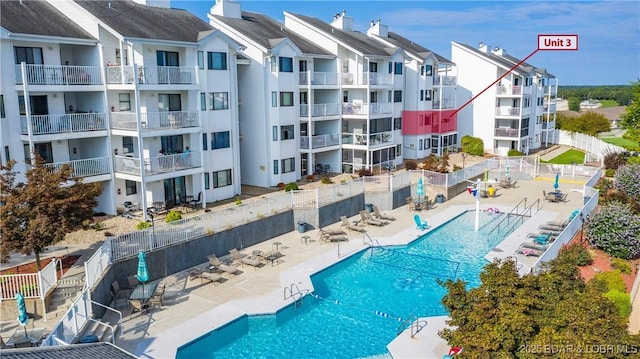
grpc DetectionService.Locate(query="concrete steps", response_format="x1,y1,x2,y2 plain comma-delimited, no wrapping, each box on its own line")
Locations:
46,275,85,318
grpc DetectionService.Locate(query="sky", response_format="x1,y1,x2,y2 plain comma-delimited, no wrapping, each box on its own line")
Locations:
175,0,639,86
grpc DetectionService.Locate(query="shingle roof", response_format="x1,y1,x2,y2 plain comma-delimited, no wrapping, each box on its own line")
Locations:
286,12,390,57
0,342,137,359
211,11,331,56
0,0,94,40
74,0,213,42
453,41,533,75
386,32,453,64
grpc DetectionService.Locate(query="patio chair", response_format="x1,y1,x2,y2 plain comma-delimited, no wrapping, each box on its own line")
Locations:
372,205,396,221
515,246,542,257
129,299,145,317
188,192,202,210
413,214,430,231
543,190,558,203
230,248,262,269
319,229,349,244
207,254,239,277
405,197,416,211
188,268,224,285
532,232,553,246
127,275,139,290
111,280,132,309
340,216,367,233
148,284,166,310
538,223,565,232
318,227,347,239
359,211,387,226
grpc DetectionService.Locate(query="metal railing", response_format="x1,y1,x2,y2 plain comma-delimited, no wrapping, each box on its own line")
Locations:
16,64,103,85
299,103,341,117
299,71,339,86
113,152,201,176
496,107,521,116
106,65,135,84
21,113,107,135
40,288,92,346
45,157,111,178
140,111,199,130
300,133,340,149
341,72,393,86
433,76,457,86
342,102,392,116
84,238,112,291
341,131,393,146
136,66,195,85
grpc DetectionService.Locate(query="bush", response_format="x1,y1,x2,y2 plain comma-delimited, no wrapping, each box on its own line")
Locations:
558,242,593,266
321,177,333,184
592,270,627,293
358,167,373,177
585,201,640,259
284,182,299,192
136,221,152,230
404,160,418,171
306,174,316,181
605,168,616,177
91,221,105,231
614,164,640,198
611,258,632,274
461,135,484,156
235,196,242,205
165,210,182,223
277,182,285,189
603,150,629,170
603,290,632,317
507,149,524,157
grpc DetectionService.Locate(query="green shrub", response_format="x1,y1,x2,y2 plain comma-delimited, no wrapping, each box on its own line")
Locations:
605,168,615,177
136,221,152,230
610,258,632,274
404,160,418,171
235,196,242,205
321,177,333,184
603,150,629,170
284,182,299,192
585,201,640,259
614,164,640,198
165,210,182,223
461,135,484,156
603,290,631,317
558,242,593,266
91,221,105,231
358,167,373,177
453,165,462,171
592,270,626,293
507,149,524,156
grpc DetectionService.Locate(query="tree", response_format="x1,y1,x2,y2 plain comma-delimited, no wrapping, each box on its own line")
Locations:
461,135,484,156
556,111,610,136
567,96,581,111
620,80,640,130
0,154,103,270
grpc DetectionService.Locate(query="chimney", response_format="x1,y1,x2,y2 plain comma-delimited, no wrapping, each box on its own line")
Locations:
478,42,489,54
492,46,507,56
210,0,242,19
330,10,354,31
366,18,388,37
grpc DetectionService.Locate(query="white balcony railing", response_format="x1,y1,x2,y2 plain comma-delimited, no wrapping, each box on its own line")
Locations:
433,99,456,109
21,113,107,135
494,128,520,137
110,112,138,130
114,152,201,176
15,64,102,85
106,66,135,84
299,103,341,117
495,107,521,116
342,102,392,116
496,85,521,96
300,133,340,149
45,157,111,178
299,71,339,86
136,66,194,85
433,76,457,86
342,131,393,146
341,72,393,86
110,111,198,131
542,121,556,130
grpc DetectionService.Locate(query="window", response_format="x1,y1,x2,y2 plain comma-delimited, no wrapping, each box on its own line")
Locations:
281,158,295,173
396,144,401,156
418,139,423,150
425,65,433,76
420,90,424,101
343,91,348,103
211,131,230,149
200,93,206,111
0,95,4,118
202,133,208,150
279,57,293,72
207,52,227,70
393,90,402,103
157,51,179,66
213,169,232,188
273,160,279,174
394,117,402,130
272,92,277,107
280,125,294,140
15,47,43,64
272,126,278,141
270,56,277,72
18,95,25,115
4,146,10,163
299,60,307,72
197,51,204,69
204,173,210,190
209,92,228,110
424,138,431,149
122,136,134,154
299,92,308,105
280,92,293,106
342,59,349,73
119,93,131,111
125,180,137,195
370,92,378,103
394,62,403,75
115,49,129,66
369,62,378,73
388,62,393,74
425,90,432,101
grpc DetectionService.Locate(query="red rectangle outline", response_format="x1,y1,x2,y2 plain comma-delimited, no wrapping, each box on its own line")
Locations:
538,34,579,51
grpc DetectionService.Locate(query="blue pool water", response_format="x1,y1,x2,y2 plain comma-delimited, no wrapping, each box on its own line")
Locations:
177,211,507,358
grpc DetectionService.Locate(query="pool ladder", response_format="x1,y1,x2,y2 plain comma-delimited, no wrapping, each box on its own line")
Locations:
283,283,308,310
396,315,428,337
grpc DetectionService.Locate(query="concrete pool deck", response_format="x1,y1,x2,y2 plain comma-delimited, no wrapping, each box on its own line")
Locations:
112,178,587,358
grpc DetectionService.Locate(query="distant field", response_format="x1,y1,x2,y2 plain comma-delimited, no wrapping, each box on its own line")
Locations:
546,149,586,164
599,99,619,108
601,137,639,148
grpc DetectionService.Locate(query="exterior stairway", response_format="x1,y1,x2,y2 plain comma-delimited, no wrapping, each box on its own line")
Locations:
46,272,85,320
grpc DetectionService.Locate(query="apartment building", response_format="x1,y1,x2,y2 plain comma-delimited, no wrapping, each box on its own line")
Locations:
451,41,558,155
366,20,458,159
0,0,112,213
1,0,242,216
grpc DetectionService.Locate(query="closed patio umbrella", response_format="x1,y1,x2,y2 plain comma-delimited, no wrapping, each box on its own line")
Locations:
416,177,424,201
504,160,510,179
554,172,560,190
15,292,30,339
136,251,149,293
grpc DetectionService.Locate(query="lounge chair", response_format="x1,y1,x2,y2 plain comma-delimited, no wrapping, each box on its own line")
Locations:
520,242,547,251
319,230,349,243
538,223,565,232
372,205,396,221
532,232,553,246
526,232,558,242
413,214,430,231
230,248,262,269
207,255,239,277
189,268,224,284
318,227,347,239
340,216,367,233
515,246,543,257
359,211,387,226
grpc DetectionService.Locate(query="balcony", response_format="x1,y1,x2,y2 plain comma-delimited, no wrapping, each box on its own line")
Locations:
342,131,393,146
15,64,102,85
494,128,520,137
433,76,457,86
136,66,195,85
340,72,392,86
110,111,198,131
300,103,341,118
300,133,340,149
432,99,456,109
106,65,135,84
45,157,110,178
21,113,107,135
299,72,339,86
342,102,392,116
114,151,201,176
495,107,521,116
542,120,556,130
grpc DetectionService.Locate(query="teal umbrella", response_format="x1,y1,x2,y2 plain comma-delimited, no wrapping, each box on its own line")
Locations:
136,251,149,284
504,160,510,179
416,177,424,199
554,172,559,190
16,292,30,339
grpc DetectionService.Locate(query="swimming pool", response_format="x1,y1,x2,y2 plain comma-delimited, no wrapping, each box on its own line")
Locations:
177,210,508,358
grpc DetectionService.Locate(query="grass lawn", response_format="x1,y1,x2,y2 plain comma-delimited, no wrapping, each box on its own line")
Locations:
545,149,586,164
599,99,619,108
601,137,639,148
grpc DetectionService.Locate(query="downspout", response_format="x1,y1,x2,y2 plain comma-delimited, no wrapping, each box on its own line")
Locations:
21,62,35,163
98,43,117,215
130,42,149,220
